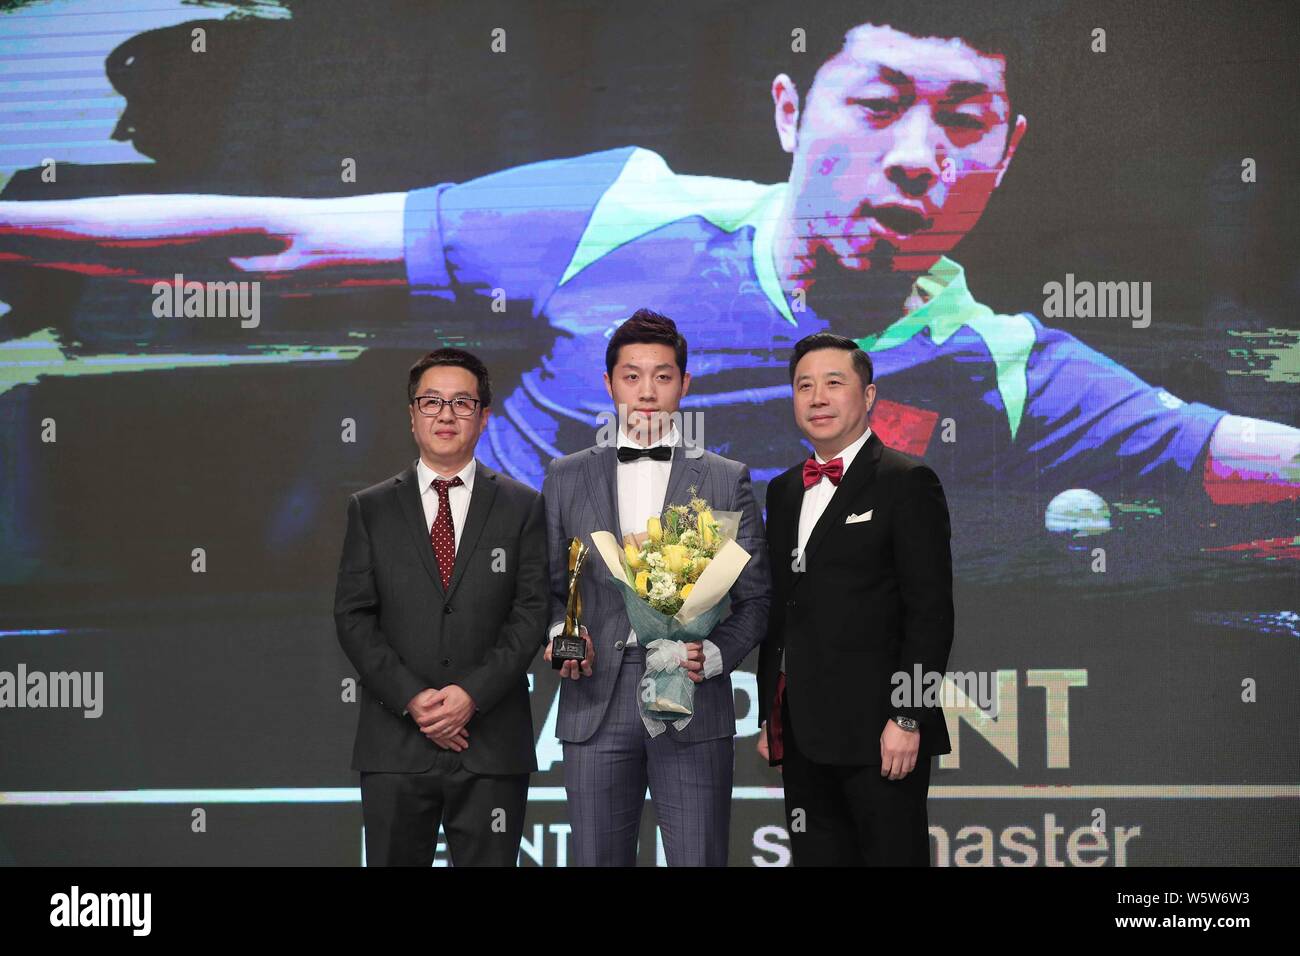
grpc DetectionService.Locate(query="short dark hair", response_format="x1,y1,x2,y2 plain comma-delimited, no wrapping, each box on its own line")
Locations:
789,332,874,389
605,308,688,378
785,1,1028,133
407,347,492,408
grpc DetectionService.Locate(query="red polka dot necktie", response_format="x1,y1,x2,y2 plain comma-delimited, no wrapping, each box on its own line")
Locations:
429,476,463,590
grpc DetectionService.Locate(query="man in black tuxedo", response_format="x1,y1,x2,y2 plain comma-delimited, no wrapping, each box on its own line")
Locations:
757,332,954,866
334,348,548,866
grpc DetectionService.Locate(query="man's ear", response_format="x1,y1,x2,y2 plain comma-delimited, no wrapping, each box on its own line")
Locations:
772,73,801,155
864,382,877,413
994,114,1028,189
603,371,614,400
680,370,692,399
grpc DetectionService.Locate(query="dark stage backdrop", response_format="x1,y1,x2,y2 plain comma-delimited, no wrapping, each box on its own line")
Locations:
0,0,1296,866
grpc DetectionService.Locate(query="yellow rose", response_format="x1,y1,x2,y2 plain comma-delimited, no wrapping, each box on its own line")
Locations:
634,570,650,597
679,582,694,602
646,516,662,542
692,556,710,577
661,544,689,574
624,543,642,570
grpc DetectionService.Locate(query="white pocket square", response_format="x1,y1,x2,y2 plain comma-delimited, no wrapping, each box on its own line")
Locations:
845,510,873,524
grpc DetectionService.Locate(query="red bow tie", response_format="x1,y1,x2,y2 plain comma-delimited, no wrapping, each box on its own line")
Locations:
802,457,844,489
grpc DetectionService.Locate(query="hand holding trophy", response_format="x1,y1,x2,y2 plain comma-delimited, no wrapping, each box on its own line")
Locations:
549,537,592,675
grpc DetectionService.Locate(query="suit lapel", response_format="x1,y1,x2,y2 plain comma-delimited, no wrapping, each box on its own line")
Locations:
797,432,884,579
664,442,704,508
446,461,498,598
583,445,622,542
395,462,445,596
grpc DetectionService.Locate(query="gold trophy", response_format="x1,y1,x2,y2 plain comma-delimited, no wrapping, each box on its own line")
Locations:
551,537,589,668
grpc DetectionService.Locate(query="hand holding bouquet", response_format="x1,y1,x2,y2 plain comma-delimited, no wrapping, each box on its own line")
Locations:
590,491,752,735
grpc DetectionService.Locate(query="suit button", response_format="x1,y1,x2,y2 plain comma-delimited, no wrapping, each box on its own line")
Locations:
786,599,797,609
614,640,625,650
441,658,451,667
443,605,453,615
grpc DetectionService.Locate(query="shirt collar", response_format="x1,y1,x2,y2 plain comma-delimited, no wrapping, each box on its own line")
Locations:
417,457,476,493
616,422,681,451
861,256,978,349
855,255,1036,442
814,426,872,473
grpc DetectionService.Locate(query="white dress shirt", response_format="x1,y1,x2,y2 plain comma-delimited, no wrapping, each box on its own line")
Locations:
784,427,873,673
417,456,476,550
797,426,872,557
615,425,677,647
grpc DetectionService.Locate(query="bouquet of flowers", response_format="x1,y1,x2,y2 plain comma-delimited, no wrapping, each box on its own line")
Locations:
589,491,752,734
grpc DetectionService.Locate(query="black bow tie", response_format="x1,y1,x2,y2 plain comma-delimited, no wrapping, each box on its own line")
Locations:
617,445,673,463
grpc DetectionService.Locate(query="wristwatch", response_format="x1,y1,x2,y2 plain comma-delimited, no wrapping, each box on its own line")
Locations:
892,715,919,732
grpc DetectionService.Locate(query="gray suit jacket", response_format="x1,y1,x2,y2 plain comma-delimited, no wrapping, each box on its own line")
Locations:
542,443,771,743
334,460,549,775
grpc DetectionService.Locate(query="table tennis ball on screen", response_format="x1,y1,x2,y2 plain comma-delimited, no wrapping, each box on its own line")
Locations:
1044,489,1112,536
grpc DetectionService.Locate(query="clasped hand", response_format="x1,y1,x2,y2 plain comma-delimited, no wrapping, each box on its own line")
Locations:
407,685,474,751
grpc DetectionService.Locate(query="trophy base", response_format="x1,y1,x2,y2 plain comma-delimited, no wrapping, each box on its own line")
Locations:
550,636,586,669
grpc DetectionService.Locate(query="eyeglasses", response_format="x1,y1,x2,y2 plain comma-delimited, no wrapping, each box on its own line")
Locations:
412,395,482,418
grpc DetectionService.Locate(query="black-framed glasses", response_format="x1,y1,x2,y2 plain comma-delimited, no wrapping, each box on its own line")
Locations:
412,395,482,418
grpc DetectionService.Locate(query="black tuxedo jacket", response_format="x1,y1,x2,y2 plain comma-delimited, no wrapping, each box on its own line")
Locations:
334,460,549,776
757,432,954,765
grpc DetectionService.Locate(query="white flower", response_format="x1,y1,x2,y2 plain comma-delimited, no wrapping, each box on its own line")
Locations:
648,572,677,602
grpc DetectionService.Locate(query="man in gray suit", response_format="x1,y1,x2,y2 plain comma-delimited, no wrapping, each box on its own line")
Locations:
541,309,771,866
335,347,549,866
